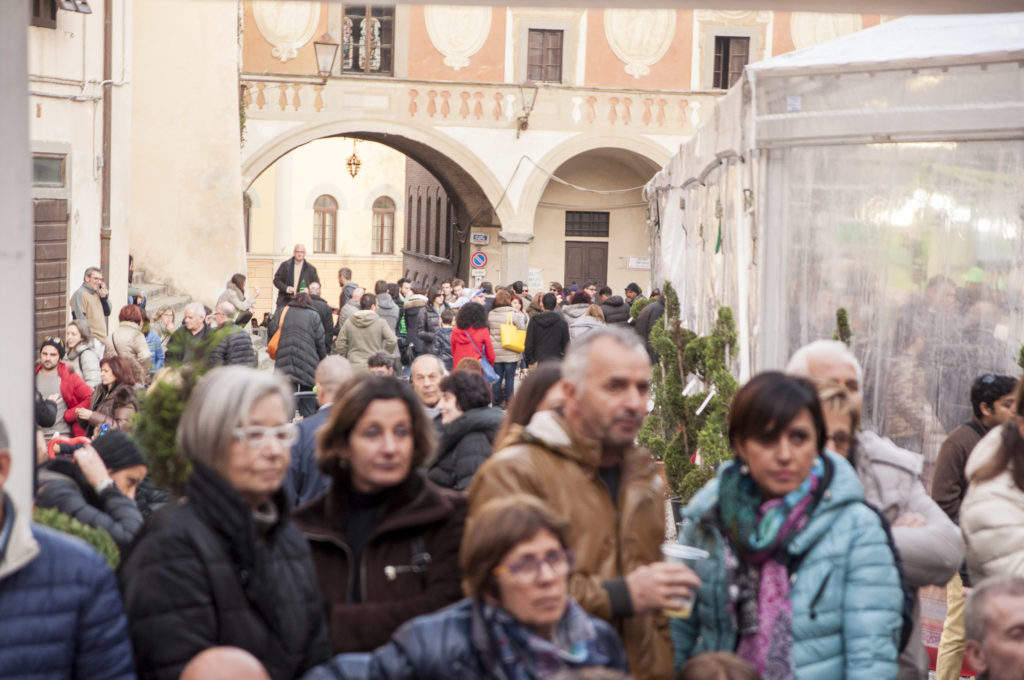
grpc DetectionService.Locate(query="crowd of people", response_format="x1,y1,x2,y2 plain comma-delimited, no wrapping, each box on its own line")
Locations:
7,252,1024,680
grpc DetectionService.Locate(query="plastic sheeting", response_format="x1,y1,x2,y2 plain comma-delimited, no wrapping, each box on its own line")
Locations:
647,13,1024,488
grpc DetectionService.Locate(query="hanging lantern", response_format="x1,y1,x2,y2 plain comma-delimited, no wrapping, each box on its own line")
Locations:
346,139,361,178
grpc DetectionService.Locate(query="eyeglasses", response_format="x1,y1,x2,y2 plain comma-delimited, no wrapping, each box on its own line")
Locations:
493,549,573,584
233,424,298,447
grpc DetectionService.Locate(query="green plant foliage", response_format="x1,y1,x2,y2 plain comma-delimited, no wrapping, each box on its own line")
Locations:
643,280,738,502
833,308,852,346
630,296,654,320
1018,343,1024,371
134,327,233,495
33,506,120,568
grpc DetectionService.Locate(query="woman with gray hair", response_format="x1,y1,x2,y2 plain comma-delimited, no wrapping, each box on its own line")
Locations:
118,366,330,680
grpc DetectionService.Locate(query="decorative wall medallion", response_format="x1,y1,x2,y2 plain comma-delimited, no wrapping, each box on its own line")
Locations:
790,12,863,50
253,1,320,63
604,9,676,79
424,6,492,71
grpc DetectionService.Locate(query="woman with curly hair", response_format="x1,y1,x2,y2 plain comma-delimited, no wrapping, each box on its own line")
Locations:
451,302,495,374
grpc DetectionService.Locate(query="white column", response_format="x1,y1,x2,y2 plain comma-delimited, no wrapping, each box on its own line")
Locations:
1,4,35,512
273,152,294,256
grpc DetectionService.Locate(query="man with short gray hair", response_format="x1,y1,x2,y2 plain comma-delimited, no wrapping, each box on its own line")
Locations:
0,416,135,678
210,302,257,367
166,302,211,365
964,576,1024,680
70,266,111,347
787,339,963,680
469,326,700,679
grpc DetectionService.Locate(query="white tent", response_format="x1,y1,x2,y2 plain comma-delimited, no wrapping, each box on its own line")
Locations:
646,12,1024,482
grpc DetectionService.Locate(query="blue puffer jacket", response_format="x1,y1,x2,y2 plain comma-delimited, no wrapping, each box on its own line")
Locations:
302,597,627,680
0,494,135,680
672,452,902,680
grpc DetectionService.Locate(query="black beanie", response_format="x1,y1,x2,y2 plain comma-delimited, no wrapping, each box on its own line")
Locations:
40,336,66,360
92,430,146,472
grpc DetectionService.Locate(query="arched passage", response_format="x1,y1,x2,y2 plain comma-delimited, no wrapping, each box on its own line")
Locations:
522,141,666,295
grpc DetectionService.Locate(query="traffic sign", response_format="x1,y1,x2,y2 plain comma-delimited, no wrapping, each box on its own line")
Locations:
471,251,487,268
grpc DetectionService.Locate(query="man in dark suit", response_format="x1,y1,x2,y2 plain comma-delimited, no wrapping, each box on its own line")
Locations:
272,244,320,311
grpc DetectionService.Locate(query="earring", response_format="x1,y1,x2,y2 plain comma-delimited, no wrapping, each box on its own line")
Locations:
739,463,749,475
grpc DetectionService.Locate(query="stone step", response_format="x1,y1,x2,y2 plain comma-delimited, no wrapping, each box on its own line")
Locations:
134,281,169,299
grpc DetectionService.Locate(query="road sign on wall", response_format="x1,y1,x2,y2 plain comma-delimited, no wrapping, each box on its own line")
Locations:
471,251,487,268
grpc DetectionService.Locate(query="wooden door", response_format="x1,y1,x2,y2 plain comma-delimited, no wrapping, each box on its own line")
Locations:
564,241,608,289
34,198,68,346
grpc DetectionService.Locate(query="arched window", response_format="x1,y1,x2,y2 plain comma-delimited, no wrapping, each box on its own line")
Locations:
313,195,337,253
372,196,395,254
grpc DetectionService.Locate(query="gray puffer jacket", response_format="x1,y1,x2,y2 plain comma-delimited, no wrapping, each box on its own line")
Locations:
599,296,631,326
210,325,257,368
269,305,326,387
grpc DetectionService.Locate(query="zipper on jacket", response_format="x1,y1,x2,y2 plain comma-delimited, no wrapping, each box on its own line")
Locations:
809,570,831,620
306,533,357,600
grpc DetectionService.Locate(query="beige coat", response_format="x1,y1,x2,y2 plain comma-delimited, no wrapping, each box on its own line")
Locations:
468,411,672,680
106,320,152,383
961,426,1023,581
486,307,527,364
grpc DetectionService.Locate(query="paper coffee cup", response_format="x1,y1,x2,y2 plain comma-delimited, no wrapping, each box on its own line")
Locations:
660,543,709,618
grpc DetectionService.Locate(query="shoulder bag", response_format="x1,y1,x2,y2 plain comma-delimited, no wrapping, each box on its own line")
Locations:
267,306,289,360
462,329,499,383
500,311,526,353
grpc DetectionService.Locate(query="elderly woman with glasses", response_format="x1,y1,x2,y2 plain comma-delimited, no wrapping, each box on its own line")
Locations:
118,366,329,680
303,494,628,680
293,374,466,654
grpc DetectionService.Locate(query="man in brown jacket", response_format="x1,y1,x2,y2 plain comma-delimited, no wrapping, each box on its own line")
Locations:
468,326,700,680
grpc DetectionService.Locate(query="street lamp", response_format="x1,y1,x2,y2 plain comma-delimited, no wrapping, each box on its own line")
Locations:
313,33,340,82
516,80,539,139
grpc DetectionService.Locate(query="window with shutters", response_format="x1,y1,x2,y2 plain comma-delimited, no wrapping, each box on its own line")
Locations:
713,36,749,89
565,211,610,238
313,195,337,253
372,196,395,254
342,5,394,76
527,29,563,84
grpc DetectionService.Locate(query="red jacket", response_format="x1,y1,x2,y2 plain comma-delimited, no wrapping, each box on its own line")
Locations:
35,363,93,437
450,326,495,369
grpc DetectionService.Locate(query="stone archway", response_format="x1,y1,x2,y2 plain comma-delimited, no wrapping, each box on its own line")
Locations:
243,119,511,280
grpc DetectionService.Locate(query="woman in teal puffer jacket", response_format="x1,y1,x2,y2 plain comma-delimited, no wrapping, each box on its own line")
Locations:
672,372,903,680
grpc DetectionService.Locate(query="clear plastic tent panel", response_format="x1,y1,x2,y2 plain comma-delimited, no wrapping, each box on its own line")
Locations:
761,140,1024,488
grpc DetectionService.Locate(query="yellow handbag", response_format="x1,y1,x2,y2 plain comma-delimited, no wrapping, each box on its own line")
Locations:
500,312,526,353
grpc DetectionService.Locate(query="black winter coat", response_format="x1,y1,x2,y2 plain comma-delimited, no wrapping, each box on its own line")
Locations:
524,311,569,365
210,325,257,367
273,258,320,309
118,462,330,680
428,407,504,491
311,295,336,344
36,460,144,553
416,304,442,354
269,305,327,387
301,598,629,680
599,296,631,326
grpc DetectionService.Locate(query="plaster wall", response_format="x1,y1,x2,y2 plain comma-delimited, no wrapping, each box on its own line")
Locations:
29,2,132,309
246,138,406,320
129,0,244,305
530,151,654,295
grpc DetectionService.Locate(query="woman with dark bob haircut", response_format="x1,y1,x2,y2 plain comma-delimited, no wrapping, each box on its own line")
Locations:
672,371,903,679
75,355,139,436
451,301,495,372
428,371,504,490
293,375,467,654
303,494,628,680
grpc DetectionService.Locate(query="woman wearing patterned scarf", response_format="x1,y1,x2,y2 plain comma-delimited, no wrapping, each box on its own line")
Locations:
671,372,904,680
303,494,628,680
